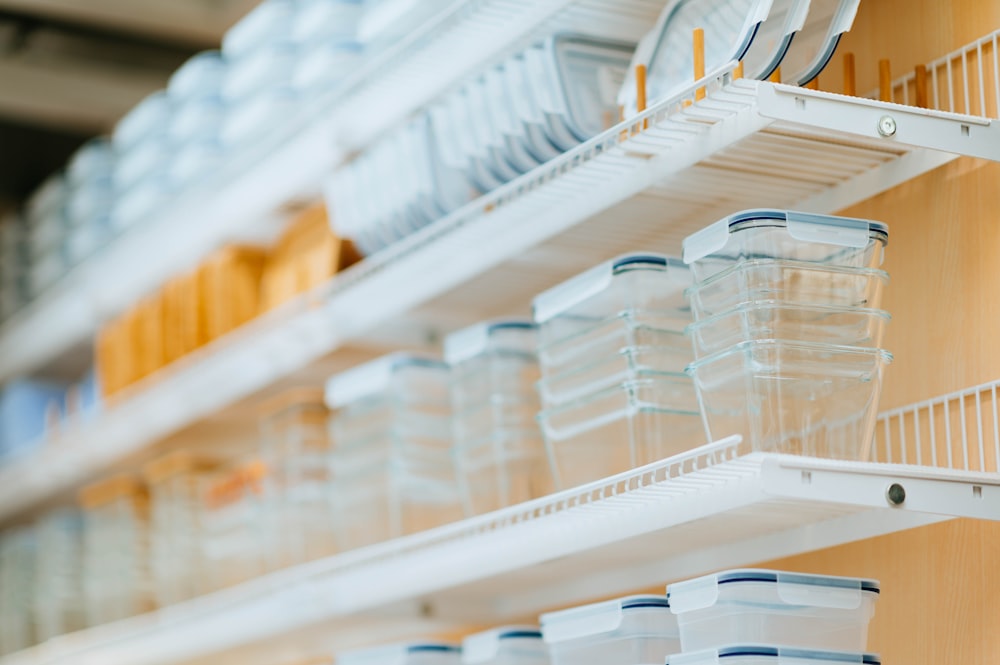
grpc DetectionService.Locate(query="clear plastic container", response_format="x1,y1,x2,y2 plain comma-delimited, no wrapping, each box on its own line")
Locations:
667,569,880,652
0,528,35,655
258,389,336,567
32,510,84,641
686,260,890,321
667,646,880,665
339,642,461,665
538,377,702,489
538,342,693,407
682,210,889,283
533,254,692,352
687,340,892,459
687,304,890,358
463,626,548,665
780,0,862,85
541,595,680,665
446,321,539,408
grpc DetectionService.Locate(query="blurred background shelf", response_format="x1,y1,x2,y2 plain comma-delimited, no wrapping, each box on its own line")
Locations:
3,437,998,665
0,76,994,525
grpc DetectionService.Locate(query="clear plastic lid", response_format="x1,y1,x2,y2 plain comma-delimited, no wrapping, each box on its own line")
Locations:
462,626,544,664
780,0,861,85
222,0,295,58
682,210,889,264
338,643,461,665
667,646,881,665
324,352,448,408
740,0,811,80
533,253,690,324
541,595,672,643
168,51,226,100
113,91,171,149
667,569,880,614
620,0,773,116
444,320,538,364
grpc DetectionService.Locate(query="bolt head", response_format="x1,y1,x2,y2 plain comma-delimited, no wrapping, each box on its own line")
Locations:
877,115,897,137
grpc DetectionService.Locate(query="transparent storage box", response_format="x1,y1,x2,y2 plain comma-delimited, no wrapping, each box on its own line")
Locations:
258,388,336,567
686,340,892,459
686,304,890,358
0,528,35,655
667,569,880,652
667,646,880,665
541,595,680,665
32,510,84,641
686,260,890,321
683,210,889,283
339,642,461,665
533,254,692,354
446,320,539,413
538,377,703,489
463,626,548,665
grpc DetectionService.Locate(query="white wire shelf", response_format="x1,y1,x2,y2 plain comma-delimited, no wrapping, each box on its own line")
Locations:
2,70,998,524
4,436,999,665
0,0,666,383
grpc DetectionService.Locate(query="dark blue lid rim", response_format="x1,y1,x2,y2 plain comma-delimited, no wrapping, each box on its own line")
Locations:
486,321,537,332
622,598,671,610
715,571,880,594
391,357,448,371
407,645,461,654
612,254,687,273
716,646,879,664
497,630,543,640
727,210,889,236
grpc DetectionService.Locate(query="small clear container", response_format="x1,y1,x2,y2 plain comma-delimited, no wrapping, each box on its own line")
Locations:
0,528,35,655
463,626,548,665
201,461,271,590
538,342,693,407
32,510,84,641
687,304,890,358
258,389,336,567
687,340,892,459
667,646,880,665
541,595,680,665
339,642,461,665
667,569,880,652
538,377,703,489
683,210,889,283
446,321,539,409
533,254,692,352
686,260,890,321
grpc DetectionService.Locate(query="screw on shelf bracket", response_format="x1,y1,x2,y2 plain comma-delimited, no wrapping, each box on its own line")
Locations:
886,482,906,507
877,115,897,137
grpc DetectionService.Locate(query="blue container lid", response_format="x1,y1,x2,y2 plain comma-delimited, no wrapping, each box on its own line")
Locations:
667,645,880,665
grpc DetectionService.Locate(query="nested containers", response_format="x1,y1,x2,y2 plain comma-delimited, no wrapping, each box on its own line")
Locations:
667,569,880,653
541,595,680,665
258,388,336,567
78,475,154,626
32,510,84,641
201,460,271,590
532,254,703,489
463,626,549,665
445,321,551,514
682,210,892,460
325,354,464,549
0,528,35,655
143,451,223,606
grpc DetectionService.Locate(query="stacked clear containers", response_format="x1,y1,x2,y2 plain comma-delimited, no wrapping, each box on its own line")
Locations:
326,354,464,549
667,569,880,661
463,626,549,665
445,321,551,514
143,451,223,606
682,210,892,460
0,528,35,655
258,389,336,567
532,254,703,489
32,509,84,641
78,476,154,626
541,595,680,665
201,460,271,590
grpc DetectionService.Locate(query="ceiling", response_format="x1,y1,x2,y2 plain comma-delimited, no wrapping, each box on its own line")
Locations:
0,0,260,208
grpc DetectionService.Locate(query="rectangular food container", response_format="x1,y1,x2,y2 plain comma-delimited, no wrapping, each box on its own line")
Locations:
538,377,702,488
687,260,889,321
456,429,551,514
667,646,880,665
682,210,888,283
533,253,692,356
667,569,880,652
463,626,548,665
686,340,891,459
445,320,540,410
686,304,890,359
541,595,680,665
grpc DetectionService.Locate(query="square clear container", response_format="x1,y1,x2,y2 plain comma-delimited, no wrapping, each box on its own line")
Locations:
339,642,461,665
32,510,84,641
667,646,880,665
687,304,890,359
0,528,35,656
456,429,551,514
533,253,692,352
682,210,889,283
667,569,880,652
541,595,680,665
201,461,272,590
538,377,703,489
538,342,693,407
445,320,540,409
687,340,892,459
463,626,548,665
686,260,890,321
258,388,336,567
